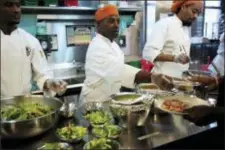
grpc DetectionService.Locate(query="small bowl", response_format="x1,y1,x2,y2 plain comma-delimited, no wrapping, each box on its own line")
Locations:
56,134,84,144
83,138,120,150
83,111,113,128
136,83,159,90
38,142,73,150
92,127,108,138
91,125,122,139
90,121,110,128
173,80,194,92
105,125,122,139
55,126,87,143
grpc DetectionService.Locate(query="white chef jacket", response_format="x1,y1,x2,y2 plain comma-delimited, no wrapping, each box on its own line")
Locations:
142,15,191,78
208,32,224,76
1,28,51,97
80,33,140,104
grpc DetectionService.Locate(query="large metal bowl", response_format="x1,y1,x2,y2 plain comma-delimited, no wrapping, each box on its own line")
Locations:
1,95,63,139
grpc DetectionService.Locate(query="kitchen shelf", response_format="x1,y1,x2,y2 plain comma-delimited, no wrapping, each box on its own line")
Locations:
21,6,142,15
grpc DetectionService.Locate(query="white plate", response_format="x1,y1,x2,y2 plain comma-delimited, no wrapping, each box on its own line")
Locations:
111,92,153,105
154,95,210,115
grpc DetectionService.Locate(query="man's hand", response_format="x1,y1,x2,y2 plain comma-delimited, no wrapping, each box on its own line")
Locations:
44,79,68,95
183,105,215,126
174,53,190,64
151,73,174,90
185,74,217,86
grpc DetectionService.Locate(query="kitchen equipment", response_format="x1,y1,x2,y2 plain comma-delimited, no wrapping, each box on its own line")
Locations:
136,83,176,96
83,138,120,150
137,97,155,126
109,95,153,129
36,34,58,52
172,80,195,93
59,97,77,118
110,92,153,105
52,63,78,79
55,124,87,143
138,132,160,141
154,95,210,115
182,70,214,98
1,95,62,139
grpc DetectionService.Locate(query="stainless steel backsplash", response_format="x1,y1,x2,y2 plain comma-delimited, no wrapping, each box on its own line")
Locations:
44,21,94,64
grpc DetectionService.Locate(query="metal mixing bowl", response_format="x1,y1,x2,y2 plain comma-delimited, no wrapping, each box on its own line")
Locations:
1,95,63,139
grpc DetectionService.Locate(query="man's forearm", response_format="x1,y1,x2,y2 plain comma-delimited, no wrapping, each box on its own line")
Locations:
154,53,175,62
134,71,151,84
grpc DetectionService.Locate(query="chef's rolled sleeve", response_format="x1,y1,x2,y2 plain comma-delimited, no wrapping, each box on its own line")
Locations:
142,20,168,62
30,38,52,91
120,64,140,88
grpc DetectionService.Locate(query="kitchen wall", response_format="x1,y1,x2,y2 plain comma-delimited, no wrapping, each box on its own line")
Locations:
19,15,136,65
44,21,94,64
19,0,144,66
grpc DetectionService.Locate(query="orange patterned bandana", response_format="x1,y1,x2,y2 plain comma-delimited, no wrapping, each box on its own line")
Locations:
95,4,119,22
171,0,203,13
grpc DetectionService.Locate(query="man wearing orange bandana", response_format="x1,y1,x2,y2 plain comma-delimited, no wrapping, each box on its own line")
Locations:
143,0,203,78
80,5,174,104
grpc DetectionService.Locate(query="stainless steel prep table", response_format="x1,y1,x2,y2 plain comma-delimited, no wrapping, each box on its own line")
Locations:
1,95,218,150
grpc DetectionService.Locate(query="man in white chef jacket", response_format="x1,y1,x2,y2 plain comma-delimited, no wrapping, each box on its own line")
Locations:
0,0,67,97
208,32,224,77
81,5,174,104
142,0,203,78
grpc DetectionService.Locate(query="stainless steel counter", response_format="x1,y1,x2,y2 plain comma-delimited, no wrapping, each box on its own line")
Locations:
117,113,217,149
1,95,218,150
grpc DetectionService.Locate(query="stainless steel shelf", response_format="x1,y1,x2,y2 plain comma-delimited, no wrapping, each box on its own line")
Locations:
21,6,142,15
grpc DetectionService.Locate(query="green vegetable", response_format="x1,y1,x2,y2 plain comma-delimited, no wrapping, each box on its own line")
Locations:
1,103,53,121
56,124,87,141
92,125,121,138
92,127,108,138
105,125,121,138
85,138,114,150
84,111,111,125
42,142,72,150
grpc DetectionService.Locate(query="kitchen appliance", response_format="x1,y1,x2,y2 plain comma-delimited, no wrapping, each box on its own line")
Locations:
1,95,63,139
36,34,58,53
66,25,95,46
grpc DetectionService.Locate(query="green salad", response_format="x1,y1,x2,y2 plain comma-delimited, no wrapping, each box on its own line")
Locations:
41,142,72,150
84,138,119,150
92,125,121,138
105,125,121,138
1,103,53,121
92,127,108,138
84,111,112,125
56,124,87,141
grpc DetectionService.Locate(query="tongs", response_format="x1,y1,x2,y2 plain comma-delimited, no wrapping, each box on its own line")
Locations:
138,132,160,140
137,97,155,126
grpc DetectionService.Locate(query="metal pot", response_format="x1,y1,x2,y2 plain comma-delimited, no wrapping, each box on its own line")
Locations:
1,95,63,139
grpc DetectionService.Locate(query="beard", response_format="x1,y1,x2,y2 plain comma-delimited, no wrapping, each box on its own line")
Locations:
182,21,192,27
